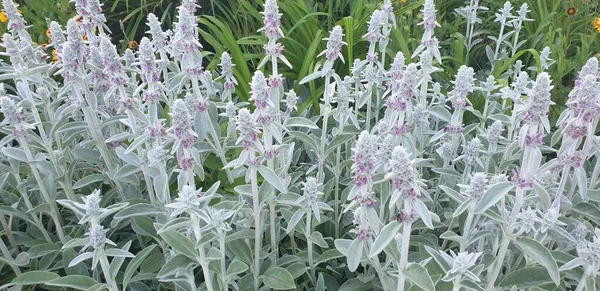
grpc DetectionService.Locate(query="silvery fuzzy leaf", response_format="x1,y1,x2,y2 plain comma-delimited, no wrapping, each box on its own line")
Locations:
68,252,93,268
404,263,436,291
1,147,28,163
257,165,287,194
346,238,364,272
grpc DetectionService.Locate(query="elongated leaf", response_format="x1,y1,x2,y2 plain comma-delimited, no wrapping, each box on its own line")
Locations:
69,252,93,267
114,203,163,220
285,117,318,129
263,266,295,290
11,271,59,285
27,243,60,258
104,248,135,258
46,276,98,290
404,263,435,291
413,199,434,229
572,202,600,224
499,267,553,287
286,210,305,233
369,221,401,258
347,238,363,272
123,245,157,289
257,165,287,194
157,254,195,278
474,182,514,214
1,147,28,162
158,229,197,259
72,174,105,189
338,278,369,291
516,237,560,286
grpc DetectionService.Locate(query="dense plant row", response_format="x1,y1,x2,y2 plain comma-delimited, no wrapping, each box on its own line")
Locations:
1,0,600,290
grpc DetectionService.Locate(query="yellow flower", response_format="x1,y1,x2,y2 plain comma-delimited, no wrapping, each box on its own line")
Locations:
128,40,138,49
594,18,600,33
401,0,408,3
567,7,576,16
51,49,58,63
0,12,8,23
46,28,52,41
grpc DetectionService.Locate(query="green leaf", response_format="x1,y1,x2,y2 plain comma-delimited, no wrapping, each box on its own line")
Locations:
123,245,157,289
369,221,401,258
27,243,60,258
404,263,435,291
499,267,553,287
325,133,355,155
157,254,195,278
516,237,560,286
104,248,135,258
114,203,163,220
413,199,434,229
439,185,465,204
286,210,305,234
257,165,288,194
533,183,551,209
338,278,369,291
263,266,295,290
474,182,514,214
317,249,343,264
285,117,319,129
1,147,28,162
572,202,600,224
46,275,98,290
72,174,105,189
11,271,59,285
347,238,364,272
227,259,248,275
158,229,197,259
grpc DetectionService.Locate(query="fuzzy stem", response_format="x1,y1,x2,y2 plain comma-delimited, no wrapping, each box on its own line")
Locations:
269,200,278,265
250,164,262,291
575,273,587,291
100,254,118,291
461,204,475,252
486,187,523,290
192,215,215,291
219,230,228,291
0,237,21,276
317,75,332,185
18,139,66,243
397,202,413,291
306,211,316,285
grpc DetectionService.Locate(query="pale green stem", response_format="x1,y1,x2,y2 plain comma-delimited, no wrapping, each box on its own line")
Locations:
192,215,215,291
250,163,262,291
219,230,227,291
486,187,523,290
461,204,475,252
269,200,278,265
397,202,413,291
100,253,118,291
0,237,21,275
317,76,332,185
18,139,66,243
306,211,316,285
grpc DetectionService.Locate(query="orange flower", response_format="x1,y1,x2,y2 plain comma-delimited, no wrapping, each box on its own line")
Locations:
594,18,600,33
0,12,8,23
40,43,48,49
51,49,58,63
567,7,576,16
83,34,88,41
128,40,138,49
46,28,52,42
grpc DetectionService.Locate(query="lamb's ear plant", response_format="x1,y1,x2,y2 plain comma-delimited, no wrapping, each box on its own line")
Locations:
4,0,600,291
